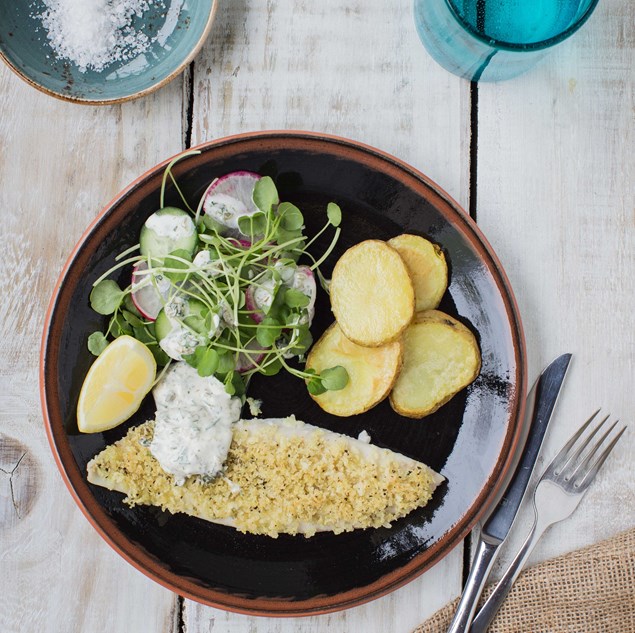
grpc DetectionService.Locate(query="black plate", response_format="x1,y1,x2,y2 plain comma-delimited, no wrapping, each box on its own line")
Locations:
41,132,526,615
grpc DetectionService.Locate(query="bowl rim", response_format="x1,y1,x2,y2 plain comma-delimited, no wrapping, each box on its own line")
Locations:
0,0,218,105
40,130,528,615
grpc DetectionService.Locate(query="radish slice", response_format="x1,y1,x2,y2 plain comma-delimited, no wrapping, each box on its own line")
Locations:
202,171,261,236
245,277,278,323
235,340,267,373
131,262,171,321
227,238,253,249
292,266,317,322
244,285,263,323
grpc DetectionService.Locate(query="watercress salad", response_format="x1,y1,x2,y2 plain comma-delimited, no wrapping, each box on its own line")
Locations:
88,150,348,398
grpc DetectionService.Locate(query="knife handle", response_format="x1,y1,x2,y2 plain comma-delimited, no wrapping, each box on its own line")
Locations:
469,512,551,633
446,536,499,633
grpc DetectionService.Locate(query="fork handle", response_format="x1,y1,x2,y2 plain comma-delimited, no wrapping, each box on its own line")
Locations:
469,512,553,633
446,536,500,633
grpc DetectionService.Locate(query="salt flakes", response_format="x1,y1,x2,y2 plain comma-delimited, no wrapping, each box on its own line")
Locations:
37,0,168,73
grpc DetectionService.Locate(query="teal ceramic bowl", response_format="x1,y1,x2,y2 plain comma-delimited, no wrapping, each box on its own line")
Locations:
0,0,217,104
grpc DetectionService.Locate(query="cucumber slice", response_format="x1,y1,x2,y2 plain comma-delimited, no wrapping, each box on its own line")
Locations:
154,298,213,361
154,298,211,342
140,207,197,258
154,309,172,342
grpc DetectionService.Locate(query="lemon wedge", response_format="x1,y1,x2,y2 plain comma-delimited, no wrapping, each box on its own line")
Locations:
77,335,157,433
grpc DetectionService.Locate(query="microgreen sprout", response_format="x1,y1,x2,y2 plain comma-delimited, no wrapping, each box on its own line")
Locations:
88,167,348,399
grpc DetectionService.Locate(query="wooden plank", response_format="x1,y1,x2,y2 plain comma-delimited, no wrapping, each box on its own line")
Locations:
0,65,187,633
474,0,634,580
187,0,470,630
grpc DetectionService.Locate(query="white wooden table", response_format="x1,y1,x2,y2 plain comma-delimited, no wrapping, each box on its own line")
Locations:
1,1,633,631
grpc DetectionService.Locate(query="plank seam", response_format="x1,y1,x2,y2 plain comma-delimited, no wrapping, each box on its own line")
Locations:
463,79,479,586
468,81,479,222
184,61,195,149
177,595,186,633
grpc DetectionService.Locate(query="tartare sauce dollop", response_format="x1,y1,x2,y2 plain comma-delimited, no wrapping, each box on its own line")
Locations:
150,363,241,485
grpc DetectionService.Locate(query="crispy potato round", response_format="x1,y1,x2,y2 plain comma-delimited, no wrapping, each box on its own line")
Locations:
306,323,403,417
387,234,448,312
330,240,415,347
389,310,481,418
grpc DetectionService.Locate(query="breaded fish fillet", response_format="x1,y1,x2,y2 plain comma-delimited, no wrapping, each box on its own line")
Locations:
87,416,444,537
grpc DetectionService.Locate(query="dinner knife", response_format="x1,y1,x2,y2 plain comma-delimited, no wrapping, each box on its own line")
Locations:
445,353,572,633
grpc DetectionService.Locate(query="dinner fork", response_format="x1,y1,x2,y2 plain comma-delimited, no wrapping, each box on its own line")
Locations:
469,410,627,633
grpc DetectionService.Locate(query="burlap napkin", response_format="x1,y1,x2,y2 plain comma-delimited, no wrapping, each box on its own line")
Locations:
414,527,635,633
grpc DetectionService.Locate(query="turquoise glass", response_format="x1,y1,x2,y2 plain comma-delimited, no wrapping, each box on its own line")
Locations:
0,0,216,104
414,0,599,82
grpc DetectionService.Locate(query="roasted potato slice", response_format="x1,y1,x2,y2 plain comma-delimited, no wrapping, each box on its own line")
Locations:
330,240,415,347
306,323,402,417
387,234,448,312
390,310,480,418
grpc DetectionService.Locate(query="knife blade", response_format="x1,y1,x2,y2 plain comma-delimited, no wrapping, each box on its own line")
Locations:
445,353,572,633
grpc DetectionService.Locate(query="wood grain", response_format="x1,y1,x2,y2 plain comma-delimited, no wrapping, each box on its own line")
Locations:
186,0,470,630
0,65,186,633
474,0,635,580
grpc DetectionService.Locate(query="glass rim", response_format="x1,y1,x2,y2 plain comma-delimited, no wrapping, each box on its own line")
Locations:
445,0,600,52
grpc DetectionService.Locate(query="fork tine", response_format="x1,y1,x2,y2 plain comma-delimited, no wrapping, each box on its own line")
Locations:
575,425,627,489
561,413,611,475
550,409,600,474
569,419,619,481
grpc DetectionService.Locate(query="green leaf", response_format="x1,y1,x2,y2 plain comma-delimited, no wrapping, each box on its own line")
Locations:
197,348,220,377
148,343,170,367
275,226,303,246
237,211,267,237
122,309,144,327
327,202,342,227
202,215,225,234
132,325,154,344
224,376,236,395
222,371,245,396
320,365,349,391
216,351,236,374
164,249,192,283
110,313,133,337
184,313,208,337
90,280,124,315
229,371,246,397
184,345,220,377
123,293,143,318
290,327,313,354
278,202,304,231
256,317,282,347
87,332,108,356
259,356,282,376
183,346,203,369
307,377,327,396
284,288,310,308
252,176,279,213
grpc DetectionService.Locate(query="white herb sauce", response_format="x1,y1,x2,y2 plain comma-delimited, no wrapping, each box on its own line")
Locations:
192,249,223,277
145,212,195,240
159,296,221,361
205,193,249,230
150,363,241,485
253,277,278,313
158,326,203,361
158,296,204,361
